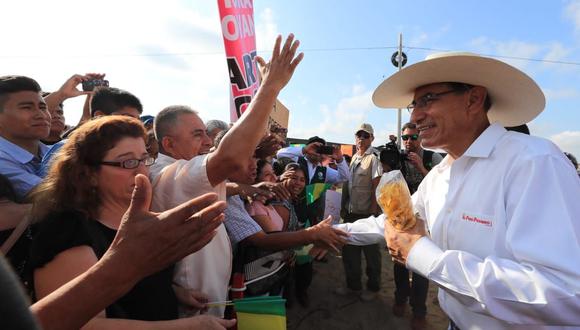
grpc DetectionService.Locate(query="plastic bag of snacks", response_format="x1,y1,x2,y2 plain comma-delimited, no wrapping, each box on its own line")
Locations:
376,170,416,231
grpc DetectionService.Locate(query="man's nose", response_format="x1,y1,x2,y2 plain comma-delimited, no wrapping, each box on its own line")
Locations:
410,108,425,124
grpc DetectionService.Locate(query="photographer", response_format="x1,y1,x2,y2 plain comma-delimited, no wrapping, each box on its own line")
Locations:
379,122,442,329
399,123,443,194
276,135,349,226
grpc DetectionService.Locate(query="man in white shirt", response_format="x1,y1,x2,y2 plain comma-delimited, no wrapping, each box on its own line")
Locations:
149,34,304,317
372,52,580,329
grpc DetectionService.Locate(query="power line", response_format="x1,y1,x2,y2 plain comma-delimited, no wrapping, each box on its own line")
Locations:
406,46,580,66
2,45,580,66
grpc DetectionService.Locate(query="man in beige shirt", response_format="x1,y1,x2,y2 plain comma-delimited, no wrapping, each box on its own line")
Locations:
336,123,382,301
149,34,304,317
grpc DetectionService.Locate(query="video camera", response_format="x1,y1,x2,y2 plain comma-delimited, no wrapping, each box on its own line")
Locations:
379,139,408,173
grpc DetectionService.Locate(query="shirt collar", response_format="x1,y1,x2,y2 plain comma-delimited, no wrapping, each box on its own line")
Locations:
157,152,177,163
0,136,48,164
364,147,376,156
462,123,506,159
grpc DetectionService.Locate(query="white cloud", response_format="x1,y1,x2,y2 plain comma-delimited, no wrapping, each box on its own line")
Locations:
255,7,279,52
405,24,451,47
543,88,579,100
467,37,577,73
469,36,542,69
288,85,375,143
0,1,237,125
550,130,580,157
485,40,541,70
565,0,580,34
543,42,571,63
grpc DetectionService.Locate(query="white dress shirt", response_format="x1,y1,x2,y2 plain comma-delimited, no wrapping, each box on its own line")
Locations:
150,153,231,317
276,146,349,183
335,124,580,328
408,124,580,329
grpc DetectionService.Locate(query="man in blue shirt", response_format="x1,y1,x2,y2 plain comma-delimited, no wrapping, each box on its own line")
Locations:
0,76,50,199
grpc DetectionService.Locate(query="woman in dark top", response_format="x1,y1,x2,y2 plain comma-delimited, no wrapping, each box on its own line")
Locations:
29,116,222,328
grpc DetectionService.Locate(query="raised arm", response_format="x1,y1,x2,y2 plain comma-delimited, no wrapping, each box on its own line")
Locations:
207,34,303,186
44,73,104,112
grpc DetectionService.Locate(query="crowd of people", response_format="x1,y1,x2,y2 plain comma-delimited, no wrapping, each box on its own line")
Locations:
0,33,579,330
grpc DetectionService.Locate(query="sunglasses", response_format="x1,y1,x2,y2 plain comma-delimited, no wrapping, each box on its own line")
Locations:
356,132,371,139
401,134,419,141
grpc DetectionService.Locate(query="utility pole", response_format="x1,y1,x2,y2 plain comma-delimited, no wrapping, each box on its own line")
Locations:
396,33,403,148
389,33,407,148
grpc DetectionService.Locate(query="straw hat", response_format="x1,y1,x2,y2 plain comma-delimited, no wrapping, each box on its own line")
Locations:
372,52,545,126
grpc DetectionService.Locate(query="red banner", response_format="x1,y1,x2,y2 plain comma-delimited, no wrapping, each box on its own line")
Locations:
217,0,259,122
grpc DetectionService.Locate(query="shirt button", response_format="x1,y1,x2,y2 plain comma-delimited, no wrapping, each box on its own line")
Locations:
446,208,452,214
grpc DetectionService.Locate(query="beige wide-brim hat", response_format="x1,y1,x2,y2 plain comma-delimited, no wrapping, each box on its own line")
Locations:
372,52,545,127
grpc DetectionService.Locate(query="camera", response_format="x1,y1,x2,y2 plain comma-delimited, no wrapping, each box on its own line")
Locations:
82,79,109,92
380,140,405,171
317,145,334,155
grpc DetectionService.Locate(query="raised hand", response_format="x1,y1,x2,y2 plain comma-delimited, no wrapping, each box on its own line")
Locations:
332,145,344,162
303,142,323,158
256,34,304,93
58,73,106,99
238,182,275,203
104,174,226,280
254,181,292,201
255,133,285,159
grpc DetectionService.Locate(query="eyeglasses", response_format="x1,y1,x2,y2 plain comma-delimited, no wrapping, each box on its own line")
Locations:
407,90,457,114
356,132,371,140
401,134,419,141
101,156,156,169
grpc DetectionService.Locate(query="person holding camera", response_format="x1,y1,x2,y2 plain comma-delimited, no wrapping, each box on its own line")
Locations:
400,122,443,194
277,135,349,225
336,123,383,301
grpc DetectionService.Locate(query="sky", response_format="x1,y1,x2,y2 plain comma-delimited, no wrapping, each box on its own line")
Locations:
2,0,580,156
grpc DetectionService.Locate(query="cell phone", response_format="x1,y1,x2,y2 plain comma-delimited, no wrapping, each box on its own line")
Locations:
82,79,109,92
317,145,334,155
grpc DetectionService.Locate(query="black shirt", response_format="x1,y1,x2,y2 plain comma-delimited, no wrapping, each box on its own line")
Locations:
29,210,178,320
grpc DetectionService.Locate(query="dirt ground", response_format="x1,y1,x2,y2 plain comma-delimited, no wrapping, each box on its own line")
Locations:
286,249,450,330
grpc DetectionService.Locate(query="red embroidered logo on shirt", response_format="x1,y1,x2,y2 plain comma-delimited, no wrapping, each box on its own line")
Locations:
461,213,493,227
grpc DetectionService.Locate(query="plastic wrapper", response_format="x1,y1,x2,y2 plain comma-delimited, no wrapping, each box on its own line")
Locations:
376,170,416,231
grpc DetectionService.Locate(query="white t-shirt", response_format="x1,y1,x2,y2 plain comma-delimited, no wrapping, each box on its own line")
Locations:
150,153,231,317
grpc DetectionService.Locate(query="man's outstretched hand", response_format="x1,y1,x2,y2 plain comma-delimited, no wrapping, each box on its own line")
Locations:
104,174,226,280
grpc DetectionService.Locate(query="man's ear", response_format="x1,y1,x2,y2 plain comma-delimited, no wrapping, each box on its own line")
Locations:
467,86,487,111
161,136,173,154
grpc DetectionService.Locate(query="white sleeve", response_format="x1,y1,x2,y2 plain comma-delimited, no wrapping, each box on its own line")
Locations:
407,154,580,325
276,146,302,161
334,214,386,246
325,158,349,184
371,155,382,179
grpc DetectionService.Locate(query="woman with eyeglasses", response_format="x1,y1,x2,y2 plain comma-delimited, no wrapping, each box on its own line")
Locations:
28,116,232,329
